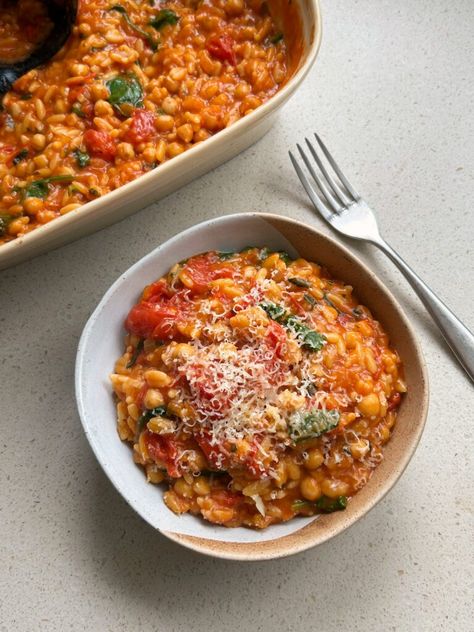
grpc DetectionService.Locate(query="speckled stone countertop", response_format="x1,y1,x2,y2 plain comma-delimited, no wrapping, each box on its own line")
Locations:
1,0,473,630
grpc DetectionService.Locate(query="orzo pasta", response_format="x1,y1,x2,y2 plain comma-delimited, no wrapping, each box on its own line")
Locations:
0,0,290,243
110,247,406,528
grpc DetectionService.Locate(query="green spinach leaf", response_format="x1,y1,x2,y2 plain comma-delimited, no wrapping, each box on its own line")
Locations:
106,73,144,116
135,405,168,438
270,32,284,44
217,251,235,260
260,302,326,351
149,9,179,30
316,495,347,512
73,148,90,168
285,316,325,351
12,149,28,165
200,469,229,477
126,338,144,368
277,250,292,264
288,277,311,288
19,175,74,199
260,302,287,322
292,495,347,513
71,103,85,118
288,408,340,442
323,292,342,314
0,214,15,236
110,5,158,50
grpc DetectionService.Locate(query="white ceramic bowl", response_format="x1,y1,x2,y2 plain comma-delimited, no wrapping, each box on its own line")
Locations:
0,0,321,270
75,213,429,561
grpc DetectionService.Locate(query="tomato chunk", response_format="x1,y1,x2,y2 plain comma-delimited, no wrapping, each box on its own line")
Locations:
142,278,171,302
206,35,236,65
68,86,84,104
195,431,268,478
146,433,181,477
195,431,227,471
135,383,149,409
337,313,353,326
83,129,117,161
287,293,306,317
125,302,179,339
210,489,242,509
388,391,401,410
240,437,269,477
181,252,234,295
265,320,287,359
125,285,191,340
125,109,156,144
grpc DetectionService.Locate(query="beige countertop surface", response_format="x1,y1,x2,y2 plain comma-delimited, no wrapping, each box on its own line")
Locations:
1,0,473,630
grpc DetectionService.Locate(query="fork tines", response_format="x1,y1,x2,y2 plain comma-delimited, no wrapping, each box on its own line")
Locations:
289,133,359,217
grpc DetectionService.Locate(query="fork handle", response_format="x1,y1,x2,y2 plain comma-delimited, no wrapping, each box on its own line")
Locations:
374,237,474,383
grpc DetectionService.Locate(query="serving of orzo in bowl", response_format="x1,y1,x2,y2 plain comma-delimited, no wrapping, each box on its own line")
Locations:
75,213,429,560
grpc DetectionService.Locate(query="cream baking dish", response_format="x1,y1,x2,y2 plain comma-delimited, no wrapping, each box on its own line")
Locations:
0,0,321,270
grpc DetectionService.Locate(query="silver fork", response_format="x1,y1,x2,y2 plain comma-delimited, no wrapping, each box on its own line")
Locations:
289,134,474,383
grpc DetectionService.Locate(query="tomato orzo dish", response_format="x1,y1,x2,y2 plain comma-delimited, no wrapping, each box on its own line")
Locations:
110,248,406,528
0,0,290,243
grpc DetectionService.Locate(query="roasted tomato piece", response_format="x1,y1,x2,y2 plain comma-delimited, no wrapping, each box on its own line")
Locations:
68,85,86,105
195,431,268,478
145,433,181,478
199,488,243,525
83,129,117,161
387,391,401,410
265,320,287,359
210,489,242,509
206,34,236,65
195,431,228,471
142,278,171,302
125,109,156,144
287,293,306,316
135,383,149,409
125,285,190,339
187,365,230,410
125,302,179,339
67,77,94,102
337,313,353,326
180,252,234,295
241,436,269,478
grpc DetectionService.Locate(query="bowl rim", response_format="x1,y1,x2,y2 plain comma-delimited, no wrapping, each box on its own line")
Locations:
0,0,322,265
75,212,429,561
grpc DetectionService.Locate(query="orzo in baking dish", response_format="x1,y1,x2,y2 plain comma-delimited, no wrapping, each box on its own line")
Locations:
0,0,290,243
110,248,406,528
